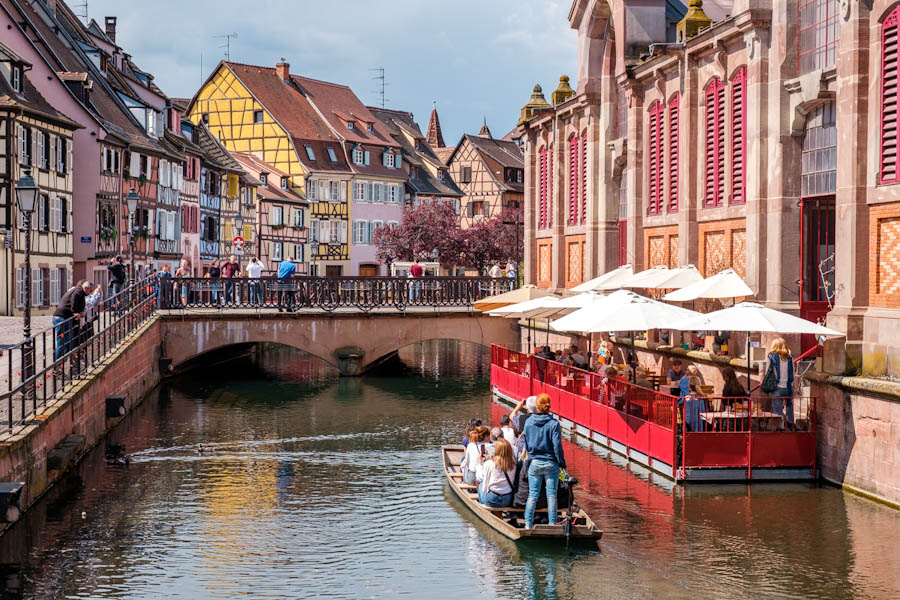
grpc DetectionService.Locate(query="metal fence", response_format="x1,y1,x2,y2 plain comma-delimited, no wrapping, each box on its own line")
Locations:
1,277,158,434
157,276,515,312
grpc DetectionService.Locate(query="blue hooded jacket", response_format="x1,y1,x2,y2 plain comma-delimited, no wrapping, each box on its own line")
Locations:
523,414,566,468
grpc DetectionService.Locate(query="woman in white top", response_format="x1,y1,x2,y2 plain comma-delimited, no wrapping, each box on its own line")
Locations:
460,426,490,485
246,257,266,305
478,438,516,508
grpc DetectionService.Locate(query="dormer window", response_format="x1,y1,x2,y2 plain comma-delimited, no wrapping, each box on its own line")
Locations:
347,121,355,131
305,145,316,161
260,173,268,188
353,147,364,165
281,176,289,190
384,152,394,168
367,123,374,133
11,65,22,93
438,169,445,181
326,146,338,162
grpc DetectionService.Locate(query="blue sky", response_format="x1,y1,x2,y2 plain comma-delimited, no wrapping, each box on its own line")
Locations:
84,0,578,143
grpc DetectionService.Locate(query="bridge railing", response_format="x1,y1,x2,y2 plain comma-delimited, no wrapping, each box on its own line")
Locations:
157,276,516,312
1,277,158,436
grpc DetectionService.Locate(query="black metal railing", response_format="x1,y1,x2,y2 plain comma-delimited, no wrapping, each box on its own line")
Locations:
0,277,157,435
157,276,515,312
0,275,514,435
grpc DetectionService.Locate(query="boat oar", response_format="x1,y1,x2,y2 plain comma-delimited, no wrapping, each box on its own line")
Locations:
563,476,579,549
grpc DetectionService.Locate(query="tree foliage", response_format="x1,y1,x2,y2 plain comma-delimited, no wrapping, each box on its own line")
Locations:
374,202,524,271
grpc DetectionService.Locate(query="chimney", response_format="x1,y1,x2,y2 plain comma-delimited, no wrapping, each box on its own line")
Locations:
105,16,117,43
276,58,290,82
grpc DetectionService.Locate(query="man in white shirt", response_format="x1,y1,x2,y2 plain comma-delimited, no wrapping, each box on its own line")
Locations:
246,257,266,305
488,262,502,278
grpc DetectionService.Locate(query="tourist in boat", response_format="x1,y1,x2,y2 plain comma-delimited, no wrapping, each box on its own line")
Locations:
509,396,537,452
765,338,795,430
460,426,491,485
522,393,566,529
666,359,686,395
720,366,747,410
461,419,482,447
500,415,517,445
478,438,517,508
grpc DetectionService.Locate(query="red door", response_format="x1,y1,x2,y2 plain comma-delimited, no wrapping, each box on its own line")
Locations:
799,198,835,354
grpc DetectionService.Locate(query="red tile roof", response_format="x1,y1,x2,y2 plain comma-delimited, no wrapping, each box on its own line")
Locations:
232,153,308,204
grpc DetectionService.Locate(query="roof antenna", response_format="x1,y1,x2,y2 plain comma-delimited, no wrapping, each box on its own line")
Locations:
73,1,88,24
214,32,238,61
370,67,389,108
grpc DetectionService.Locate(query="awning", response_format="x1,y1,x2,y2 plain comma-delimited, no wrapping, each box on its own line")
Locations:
474,285,555,312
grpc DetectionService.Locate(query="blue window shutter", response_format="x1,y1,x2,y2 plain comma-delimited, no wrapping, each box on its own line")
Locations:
364,151,370,165
396,154,402,169
382,152,388,166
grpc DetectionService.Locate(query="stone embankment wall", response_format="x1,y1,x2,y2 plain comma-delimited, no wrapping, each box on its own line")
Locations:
0,318,163,533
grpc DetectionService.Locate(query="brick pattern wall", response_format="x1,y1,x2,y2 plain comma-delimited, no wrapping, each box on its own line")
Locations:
537,239,552,288
698,218,747,276
644,225,679,268
871,202,900,307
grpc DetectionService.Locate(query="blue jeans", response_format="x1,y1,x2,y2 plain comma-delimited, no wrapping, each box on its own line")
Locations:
525,459,560,528
478,488,513,508
249,280,261,304
52,316,71,361
770,388,794,427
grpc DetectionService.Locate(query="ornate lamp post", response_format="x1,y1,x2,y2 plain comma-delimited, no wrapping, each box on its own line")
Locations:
125,188,139,282
234,212,243,251
15,169,38,388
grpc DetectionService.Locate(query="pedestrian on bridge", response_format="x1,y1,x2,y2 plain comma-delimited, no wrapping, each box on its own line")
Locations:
277,256,297,312
222,255,240,303
247,257,266,306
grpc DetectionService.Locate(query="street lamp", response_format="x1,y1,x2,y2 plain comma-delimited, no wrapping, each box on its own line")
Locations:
125,188,139,281
15,169,38,389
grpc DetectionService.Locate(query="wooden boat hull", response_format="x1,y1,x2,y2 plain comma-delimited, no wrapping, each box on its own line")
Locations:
442,445,602,541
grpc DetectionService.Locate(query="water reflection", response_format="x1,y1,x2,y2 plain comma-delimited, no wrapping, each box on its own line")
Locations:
0,341,897,599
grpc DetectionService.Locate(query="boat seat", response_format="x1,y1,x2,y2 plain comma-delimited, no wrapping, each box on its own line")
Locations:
458,483,478,490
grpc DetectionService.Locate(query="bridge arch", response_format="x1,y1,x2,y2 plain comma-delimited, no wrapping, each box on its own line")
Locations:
161,311,518,376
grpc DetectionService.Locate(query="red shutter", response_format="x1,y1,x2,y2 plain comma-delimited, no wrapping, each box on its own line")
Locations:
647,102,663,215
668,94,679,212
881,8,900,184
731,68,747,203
539,147,548,228
568,135,578,225
580,131,587,224
705,79,725,207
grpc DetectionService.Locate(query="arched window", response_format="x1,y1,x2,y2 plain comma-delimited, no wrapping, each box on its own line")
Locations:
881,6,900,184
647,101,664,215
538,146,548,229
580,130,587,224
731,68,747,204
668,94,679,212
567,134,579,225
704,78,726,207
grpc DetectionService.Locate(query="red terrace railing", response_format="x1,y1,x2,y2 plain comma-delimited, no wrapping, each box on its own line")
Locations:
490,345,818,481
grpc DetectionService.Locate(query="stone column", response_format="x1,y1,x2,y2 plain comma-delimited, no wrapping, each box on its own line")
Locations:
523,132,537,285
827,1,870,371
625,81,644,269
551,115,567,290
678,55,700,267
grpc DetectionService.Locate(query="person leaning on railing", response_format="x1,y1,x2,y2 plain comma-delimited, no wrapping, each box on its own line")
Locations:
246,257,266,305
174,259,191,306
52,280,94,362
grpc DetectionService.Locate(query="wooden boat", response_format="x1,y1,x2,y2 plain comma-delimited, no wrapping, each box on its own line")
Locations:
442,444,602,542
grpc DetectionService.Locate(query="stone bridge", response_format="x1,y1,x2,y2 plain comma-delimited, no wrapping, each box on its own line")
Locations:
159,308,518,375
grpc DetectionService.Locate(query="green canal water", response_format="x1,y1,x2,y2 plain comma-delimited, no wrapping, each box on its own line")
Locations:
0,341,898,599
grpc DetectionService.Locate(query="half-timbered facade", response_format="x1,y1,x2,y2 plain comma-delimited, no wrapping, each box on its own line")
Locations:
187,60,351,275
234,153,308,273
0,46,79,315
446,126,524,229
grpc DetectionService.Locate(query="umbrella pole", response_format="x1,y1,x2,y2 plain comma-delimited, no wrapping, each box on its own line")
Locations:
527,318,532,353
746,331,751,395
631,331,636,383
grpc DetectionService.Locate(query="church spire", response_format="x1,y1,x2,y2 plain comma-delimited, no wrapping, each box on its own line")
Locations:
426,101,446,148
478,117,492,138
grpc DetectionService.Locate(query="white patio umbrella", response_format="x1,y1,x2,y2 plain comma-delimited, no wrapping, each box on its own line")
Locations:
552,290,702,381
572,264,634,292
489,295,565,351
622,265,671,288
669,301,844,392
662,268,754,301
646,264,704,290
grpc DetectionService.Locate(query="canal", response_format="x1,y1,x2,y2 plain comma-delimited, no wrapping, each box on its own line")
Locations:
0,341,898,599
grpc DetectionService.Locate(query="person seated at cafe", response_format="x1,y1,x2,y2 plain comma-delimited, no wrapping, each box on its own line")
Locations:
478,438,517,508
500,414,517,445
596,341,611,366
720,366,747,410
460,426,491,485
558,348,575,366
635,367,654,390
679,376,708,432
570,345,586,367
666,359,686,395
461,419,482,447
679,365,701,397
602,366,618,384
537,346,555,360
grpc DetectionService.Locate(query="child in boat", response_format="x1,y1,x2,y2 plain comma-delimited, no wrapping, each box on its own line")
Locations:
460,426,491,485
478,438,516,508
